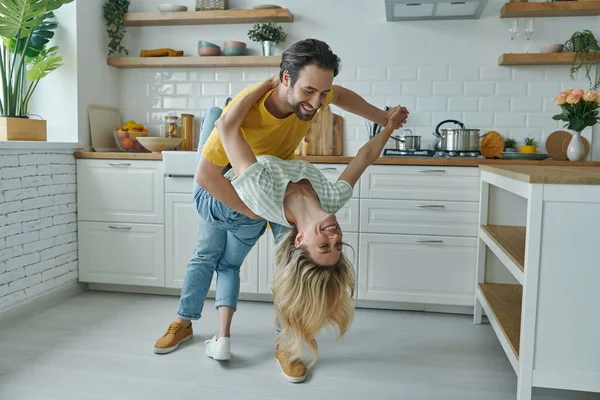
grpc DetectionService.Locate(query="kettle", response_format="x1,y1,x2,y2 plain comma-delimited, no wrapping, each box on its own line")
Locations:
432,119,465,150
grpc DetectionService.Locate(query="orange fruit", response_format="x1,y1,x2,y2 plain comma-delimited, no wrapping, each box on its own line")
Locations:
120,138,134,150
116,131,128,140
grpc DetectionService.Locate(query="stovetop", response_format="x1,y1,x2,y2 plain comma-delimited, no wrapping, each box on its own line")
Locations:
383,148,484,158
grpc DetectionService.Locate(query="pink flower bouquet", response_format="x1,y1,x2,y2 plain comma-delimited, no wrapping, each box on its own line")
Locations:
553,89,600,132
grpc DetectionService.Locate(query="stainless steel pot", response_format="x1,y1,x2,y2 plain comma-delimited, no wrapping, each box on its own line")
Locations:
433,119,485,152
390,129,421,151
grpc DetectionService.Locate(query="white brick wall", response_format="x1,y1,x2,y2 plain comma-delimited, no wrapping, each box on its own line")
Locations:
0,149,78,312
120,64,593,155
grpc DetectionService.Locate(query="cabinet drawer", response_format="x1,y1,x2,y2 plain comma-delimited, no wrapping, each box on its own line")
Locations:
77,159,164,223
337,199,359,232
312,163,359,198
358,233,477,306
360,199,479,237
360,165,480,201
78,221,165,287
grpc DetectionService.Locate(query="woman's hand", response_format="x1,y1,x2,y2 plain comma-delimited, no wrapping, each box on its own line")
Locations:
385,105,409,129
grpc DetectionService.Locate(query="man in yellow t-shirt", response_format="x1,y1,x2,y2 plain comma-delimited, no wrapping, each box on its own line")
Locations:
154,39,408,382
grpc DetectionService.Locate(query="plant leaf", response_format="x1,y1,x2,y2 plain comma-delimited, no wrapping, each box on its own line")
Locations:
0,0,47,39
46,0,73,12
26,50,61,82
552,114,564,121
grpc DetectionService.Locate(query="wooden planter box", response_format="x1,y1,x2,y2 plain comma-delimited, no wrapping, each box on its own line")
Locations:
0,117,47,141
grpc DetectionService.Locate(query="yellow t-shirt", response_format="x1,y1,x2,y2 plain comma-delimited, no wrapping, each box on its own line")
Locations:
202,82,335,167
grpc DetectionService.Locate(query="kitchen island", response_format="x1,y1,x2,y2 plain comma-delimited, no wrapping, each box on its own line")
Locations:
474,165,600,400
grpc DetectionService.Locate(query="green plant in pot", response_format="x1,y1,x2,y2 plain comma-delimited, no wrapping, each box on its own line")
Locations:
564,30,600,90
520,137,537,154
504,138,517,153
0,0,74,141
104,0,130,56
247,22,288,56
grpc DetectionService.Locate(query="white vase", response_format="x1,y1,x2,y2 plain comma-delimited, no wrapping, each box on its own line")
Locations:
566,130,585,161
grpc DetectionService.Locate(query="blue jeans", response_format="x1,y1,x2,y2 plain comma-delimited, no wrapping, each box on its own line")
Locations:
178,107,287,320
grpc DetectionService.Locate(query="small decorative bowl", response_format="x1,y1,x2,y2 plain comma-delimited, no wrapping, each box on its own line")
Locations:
137,137,182,153
222,47,246,56
158,4,188,12
198,41,219,48
541,43,564,53
198,46,221,56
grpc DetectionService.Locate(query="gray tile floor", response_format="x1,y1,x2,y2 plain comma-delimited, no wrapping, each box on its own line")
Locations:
0,291,598,400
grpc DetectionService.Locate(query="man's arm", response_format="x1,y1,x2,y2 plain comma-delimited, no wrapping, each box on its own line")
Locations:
331,84,408,128
216,78,277,177
338,108,403,188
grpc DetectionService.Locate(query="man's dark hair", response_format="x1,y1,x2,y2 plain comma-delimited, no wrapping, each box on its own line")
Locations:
279,39,340,86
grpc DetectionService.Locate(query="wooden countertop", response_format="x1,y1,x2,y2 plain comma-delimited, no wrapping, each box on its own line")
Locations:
74,152,600,167
480,165,600,184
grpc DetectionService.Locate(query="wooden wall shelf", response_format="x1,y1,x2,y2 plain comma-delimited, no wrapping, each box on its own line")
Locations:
498,52,600,66
501,1,600,18
107,56,282,69
123,8,294,27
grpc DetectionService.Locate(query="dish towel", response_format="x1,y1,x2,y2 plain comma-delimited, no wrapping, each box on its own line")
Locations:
140,48,184,57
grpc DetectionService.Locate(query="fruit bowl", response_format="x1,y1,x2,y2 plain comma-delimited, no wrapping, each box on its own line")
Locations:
114,130,148,152
137,137,182,153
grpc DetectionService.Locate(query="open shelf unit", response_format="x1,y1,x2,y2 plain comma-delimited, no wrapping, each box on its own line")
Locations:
107,55,281,69
498,52,600,66
123,8,294,26
500,1,600,18
474,165,600,399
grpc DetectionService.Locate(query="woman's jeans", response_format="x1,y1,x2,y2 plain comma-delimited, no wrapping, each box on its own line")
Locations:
177,107,286,320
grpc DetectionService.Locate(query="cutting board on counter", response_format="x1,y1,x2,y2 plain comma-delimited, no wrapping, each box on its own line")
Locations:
302,105,343,156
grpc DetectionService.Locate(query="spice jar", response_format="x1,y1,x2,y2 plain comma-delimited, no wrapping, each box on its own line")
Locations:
180,114,195,151
163,115,179,138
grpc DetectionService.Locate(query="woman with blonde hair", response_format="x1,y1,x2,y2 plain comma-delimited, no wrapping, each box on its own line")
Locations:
216,76,406,381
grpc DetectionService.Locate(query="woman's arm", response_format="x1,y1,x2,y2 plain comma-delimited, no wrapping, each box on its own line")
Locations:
338,108,405,188
215,77,279,177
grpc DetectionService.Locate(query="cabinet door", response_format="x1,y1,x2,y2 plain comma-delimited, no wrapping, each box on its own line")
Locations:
311,163,360,198
259,229,359,295
358,233,477,306
78,221,165,287
360,165,480,201
165,194,259,293
77,159,164,223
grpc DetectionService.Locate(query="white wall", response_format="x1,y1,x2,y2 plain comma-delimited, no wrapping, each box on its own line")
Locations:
116,0,600,159
28,1,78,143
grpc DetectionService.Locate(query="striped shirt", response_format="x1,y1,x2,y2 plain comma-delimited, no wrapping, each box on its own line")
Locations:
224,156,353,228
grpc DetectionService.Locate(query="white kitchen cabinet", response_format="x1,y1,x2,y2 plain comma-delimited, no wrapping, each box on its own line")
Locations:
77,159,166,287
312,163,360,198
164,181,259,293
77,159,164,224
78,221,165,286
361,165,480,201
358,233,477,305
259,230,359,295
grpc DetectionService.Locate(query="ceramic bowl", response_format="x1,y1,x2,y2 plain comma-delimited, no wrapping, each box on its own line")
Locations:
222,47,246,56
158,4,188,12
137,137,182,153
223,41,246,48
541,43,564,53
198,41,219,48
198,46,221,56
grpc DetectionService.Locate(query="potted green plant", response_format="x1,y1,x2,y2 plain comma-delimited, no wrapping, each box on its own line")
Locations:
504,138,517,152
0,0,74,141
247,22,288,56
564,30,600,90
520,137,538,154
104,0,131,56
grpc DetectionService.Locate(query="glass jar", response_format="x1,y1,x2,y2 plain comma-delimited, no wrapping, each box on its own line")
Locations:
163,115,179,138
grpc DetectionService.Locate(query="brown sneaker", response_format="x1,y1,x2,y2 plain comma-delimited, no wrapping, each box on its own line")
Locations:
275,348,307,383
154,321,193,354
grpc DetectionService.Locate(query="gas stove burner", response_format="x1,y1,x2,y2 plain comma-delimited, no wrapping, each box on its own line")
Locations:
443,151,482,158
383,149,437,157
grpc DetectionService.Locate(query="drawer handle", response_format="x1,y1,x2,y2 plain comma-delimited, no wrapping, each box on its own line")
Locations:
318,167,338,172
108,225,132,230
415,239,444,244
417,204,446,209
108,162,132,167
417,169,446,173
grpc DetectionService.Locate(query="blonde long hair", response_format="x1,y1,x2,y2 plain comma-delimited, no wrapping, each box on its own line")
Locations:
272,227,356,368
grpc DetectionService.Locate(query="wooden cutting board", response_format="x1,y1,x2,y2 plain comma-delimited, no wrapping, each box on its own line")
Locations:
302,105,343,156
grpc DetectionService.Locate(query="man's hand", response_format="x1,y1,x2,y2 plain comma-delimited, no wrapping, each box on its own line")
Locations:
269,75,280,89
385,105,409,129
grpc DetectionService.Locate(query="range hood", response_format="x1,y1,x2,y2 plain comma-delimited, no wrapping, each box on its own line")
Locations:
385,0,488,20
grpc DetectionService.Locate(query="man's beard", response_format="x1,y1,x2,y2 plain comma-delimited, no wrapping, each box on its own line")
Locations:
287,90,317,121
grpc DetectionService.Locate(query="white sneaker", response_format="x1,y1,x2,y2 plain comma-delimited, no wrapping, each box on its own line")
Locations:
204,335,231,360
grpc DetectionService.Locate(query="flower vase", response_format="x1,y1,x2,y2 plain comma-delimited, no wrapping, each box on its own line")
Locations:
261,41,275,56
567,130,585,161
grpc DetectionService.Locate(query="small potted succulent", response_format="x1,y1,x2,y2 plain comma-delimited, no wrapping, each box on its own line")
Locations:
504,138,517,153
520,137,538,154
247,22,288,56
